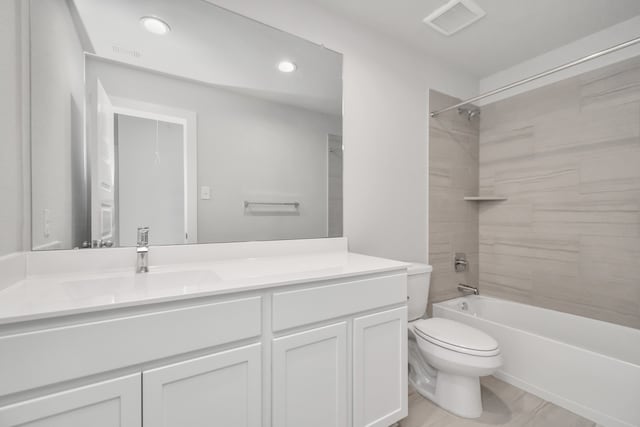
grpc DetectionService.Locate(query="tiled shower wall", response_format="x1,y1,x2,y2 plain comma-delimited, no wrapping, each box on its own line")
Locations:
428,90,480,306
479,57,640,329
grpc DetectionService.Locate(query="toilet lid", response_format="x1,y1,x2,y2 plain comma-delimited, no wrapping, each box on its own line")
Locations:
413,318,499,356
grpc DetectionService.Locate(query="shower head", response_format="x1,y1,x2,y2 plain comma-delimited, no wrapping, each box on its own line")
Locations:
457,107,480,120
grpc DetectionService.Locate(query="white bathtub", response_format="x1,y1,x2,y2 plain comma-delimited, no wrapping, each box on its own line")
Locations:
433,295,640,427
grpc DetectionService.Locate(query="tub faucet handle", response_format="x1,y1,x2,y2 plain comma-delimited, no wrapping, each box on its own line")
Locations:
454,253,468,272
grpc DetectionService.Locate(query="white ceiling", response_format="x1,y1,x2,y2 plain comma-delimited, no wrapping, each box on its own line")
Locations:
307,0,640,77
72,0,342,115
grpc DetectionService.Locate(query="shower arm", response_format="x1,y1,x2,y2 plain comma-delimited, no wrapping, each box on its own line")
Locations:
429,35,640,118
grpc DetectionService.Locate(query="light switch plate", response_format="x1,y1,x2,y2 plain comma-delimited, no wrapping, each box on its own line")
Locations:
43,209,51,238
200,186,211,200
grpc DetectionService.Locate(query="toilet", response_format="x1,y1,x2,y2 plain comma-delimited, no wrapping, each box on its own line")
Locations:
406,264,502,418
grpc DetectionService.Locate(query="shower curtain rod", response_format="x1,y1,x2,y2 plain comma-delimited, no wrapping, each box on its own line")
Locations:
429,35,640,118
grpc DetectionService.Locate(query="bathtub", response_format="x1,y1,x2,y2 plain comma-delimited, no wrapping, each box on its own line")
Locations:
432,295,640,427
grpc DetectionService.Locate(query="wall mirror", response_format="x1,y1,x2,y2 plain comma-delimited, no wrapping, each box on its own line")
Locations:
30,0,343,250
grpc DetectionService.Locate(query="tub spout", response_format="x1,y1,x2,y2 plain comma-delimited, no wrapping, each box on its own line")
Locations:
458,283,479,295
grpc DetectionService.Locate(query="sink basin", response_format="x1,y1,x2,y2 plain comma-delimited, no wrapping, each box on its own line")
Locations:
59,268,220,295
13,269,223,312
132,268,221,289
0,268,222,322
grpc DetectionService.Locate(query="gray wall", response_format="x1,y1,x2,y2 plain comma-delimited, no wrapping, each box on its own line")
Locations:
479,56,640,329
30,0,86,250
0,0,25,256
428,90,480,307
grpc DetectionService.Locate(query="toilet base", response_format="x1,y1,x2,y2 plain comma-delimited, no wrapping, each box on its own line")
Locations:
434,372,482,418
409,370,483,419
408,340,483,419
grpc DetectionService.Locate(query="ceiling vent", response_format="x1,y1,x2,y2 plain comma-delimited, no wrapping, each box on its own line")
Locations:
112,45,142,59
423,0,486,36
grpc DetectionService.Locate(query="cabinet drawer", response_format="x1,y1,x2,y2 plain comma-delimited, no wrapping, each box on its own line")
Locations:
0,374,141,427
272,273,406,331
0,296,261,396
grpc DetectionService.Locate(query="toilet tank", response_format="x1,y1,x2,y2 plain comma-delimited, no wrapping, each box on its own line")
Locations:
407,263,433,321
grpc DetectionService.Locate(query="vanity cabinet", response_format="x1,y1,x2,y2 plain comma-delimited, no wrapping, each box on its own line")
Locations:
0,269,407,427
272,322,348,427
143,344,262,427
0,374,141,427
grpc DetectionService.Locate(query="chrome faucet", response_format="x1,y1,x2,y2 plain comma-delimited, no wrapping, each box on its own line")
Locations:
454,253,468,272
136,227,150,273
458,283,479,295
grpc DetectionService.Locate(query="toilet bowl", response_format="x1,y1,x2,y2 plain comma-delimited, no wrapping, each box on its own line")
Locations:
406,264,502,418
409,317,502,418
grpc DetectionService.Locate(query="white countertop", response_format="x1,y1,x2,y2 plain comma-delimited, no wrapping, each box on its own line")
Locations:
0,252,407,325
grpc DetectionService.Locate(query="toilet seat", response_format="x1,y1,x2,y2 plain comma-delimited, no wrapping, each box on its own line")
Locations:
413,318,500,357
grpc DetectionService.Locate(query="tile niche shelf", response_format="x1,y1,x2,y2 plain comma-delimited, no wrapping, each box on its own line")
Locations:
463,196,508,201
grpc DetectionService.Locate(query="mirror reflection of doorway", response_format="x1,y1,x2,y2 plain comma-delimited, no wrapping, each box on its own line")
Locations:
328,134,343,238
115,114,186,246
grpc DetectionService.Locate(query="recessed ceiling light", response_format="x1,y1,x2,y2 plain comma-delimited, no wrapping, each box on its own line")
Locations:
140,16,171,35
278,61,297,73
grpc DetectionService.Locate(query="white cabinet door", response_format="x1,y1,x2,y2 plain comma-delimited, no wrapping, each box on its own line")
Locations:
0,374,140,427
143,344,261,427
91,79,116,244
353,307,407,427
272,322,348,427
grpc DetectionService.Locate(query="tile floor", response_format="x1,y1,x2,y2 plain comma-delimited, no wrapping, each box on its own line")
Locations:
399,376,600,427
